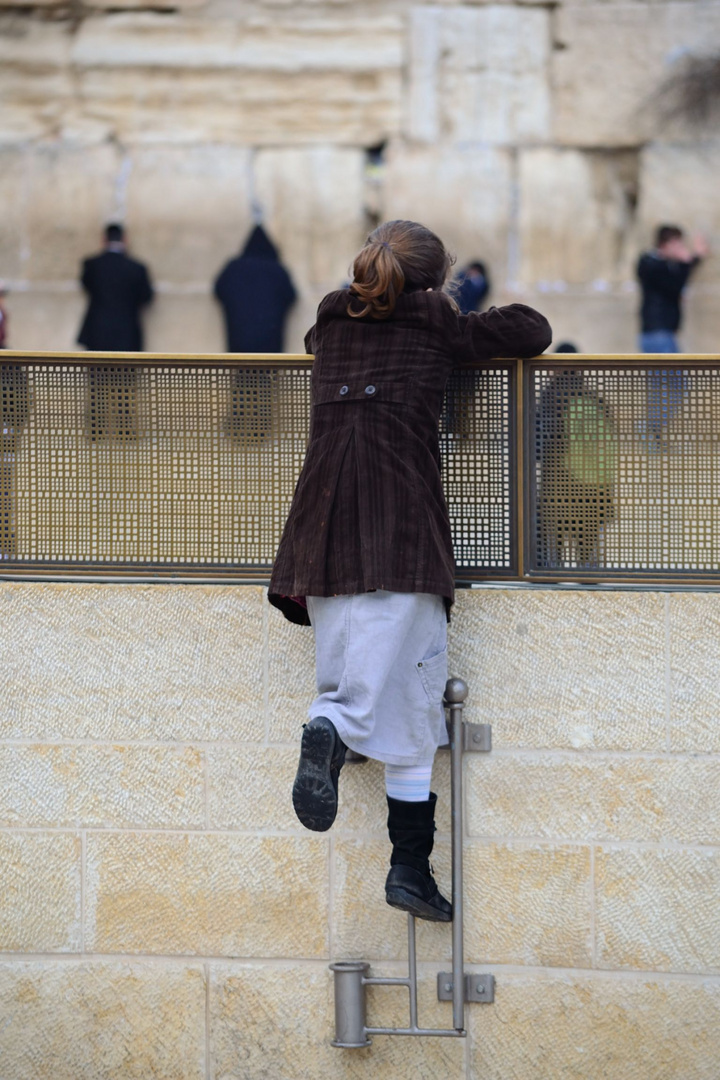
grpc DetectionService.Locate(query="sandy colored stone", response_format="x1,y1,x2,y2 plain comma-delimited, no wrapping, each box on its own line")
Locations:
211,962,465,1078
0,288,85,352
0,832,81,952
669,593,720,751
0,148,27,280
334,753,452,834
496,287,638,354
383,145,513,284
470,972,720,1080
635,142,720,287
597,846,720,973
267,603,317,742
467,753,720,845
86,831,328,956
143,291,226,353
405,7,550,145
0,745,205,829
518,148,639,287
333,836,452,963
125,145,253,285
0,583,264,742
448,589,666,750
208,745,299,831
0,18,73,142
553,4,720,147
0,962,205,1079
464,841,592,967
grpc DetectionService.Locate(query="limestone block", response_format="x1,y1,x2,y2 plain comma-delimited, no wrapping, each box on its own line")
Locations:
208,745,298,830
125,145,253,285
0,149,27,279
0,962,206,1079
0,288,85,352
464,841,592,967
0,745,205,829
143,292,226,354
405,7,550,145
333,836,452,962
495,288,638,354
469,972,720,1079
0,832,80,952
86,831,329,955
467,753,720,845
0,19,73,142
680,290,720,355
596,846,720,973
448,589,666,750
383,145,513,283
253,147,367,291
0,583,265,741
553,4,720,147
267,604,316,742
71,15,402,145
518,149,639,286
22,145,122,282
670,594,720,751
211,963,465,1079
334,754,452,834
635,142,720,286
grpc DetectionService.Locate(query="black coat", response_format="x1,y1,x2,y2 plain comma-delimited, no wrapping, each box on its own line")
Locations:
78,251,154,351
214,226,297,352
637,252,700,333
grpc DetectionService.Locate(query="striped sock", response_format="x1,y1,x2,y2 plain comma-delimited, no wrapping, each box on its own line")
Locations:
384,762,433,802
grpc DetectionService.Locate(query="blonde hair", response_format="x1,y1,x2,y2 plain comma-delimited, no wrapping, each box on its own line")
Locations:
348,220,454,320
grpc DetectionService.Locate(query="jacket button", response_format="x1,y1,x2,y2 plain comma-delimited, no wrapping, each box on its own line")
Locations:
339,385,349,395
365,384,376,396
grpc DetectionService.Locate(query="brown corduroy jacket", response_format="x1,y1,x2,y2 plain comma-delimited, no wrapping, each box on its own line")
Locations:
268,289,551,625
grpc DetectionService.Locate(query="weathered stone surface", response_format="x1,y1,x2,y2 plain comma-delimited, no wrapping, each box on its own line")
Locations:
0,832,81,952
267,603,316,742
335,753,452,834
143,292,226,354
383,145,513,282
86,831,328,956
494,287,638,353
211,963,465,1078
635,142,720,286
125,145,253,285
208,745,298,831
469,972,720,1079
553,4,720,147
596,846,720,973
70,14,402,145
467,753,720,845
0,745,205,829
518,148,639,286
0,19,73,142
0,288,85,352
0,149,27,280
464,841,592,967
0,583,264,741
670,595,720,750
0,962,206,1079
448,589,666,750
334,836,452,962
405,7,550,145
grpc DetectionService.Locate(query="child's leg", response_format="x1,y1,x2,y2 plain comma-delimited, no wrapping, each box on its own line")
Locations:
384,761,434,802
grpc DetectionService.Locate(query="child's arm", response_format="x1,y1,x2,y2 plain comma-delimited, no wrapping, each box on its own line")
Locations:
455,303,552,364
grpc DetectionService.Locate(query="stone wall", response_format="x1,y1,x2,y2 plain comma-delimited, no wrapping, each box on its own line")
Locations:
1,1,720,354
2,581,720,1077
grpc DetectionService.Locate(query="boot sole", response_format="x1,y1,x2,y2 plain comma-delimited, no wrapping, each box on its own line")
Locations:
385,886,453,923
292,720,338,832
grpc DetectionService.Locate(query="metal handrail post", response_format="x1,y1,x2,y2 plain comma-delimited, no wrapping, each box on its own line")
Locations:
446,677,467,1031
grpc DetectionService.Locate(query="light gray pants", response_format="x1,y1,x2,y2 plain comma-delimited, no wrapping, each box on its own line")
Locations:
306,591,449,767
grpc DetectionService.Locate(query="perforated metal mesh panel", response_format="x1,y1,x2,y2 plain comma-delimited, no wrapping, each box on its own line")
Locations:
528,362,720,577
0,358,514,578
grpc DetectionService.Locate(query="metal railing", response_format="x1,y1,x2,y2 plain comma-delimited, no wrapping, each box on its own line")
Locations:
1,351,719,583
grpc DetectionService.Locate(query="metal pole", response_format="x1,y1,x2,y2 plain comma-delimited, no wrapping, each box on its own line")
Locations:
330,962,371,1047
445,676,468,1032
407,916,418,1028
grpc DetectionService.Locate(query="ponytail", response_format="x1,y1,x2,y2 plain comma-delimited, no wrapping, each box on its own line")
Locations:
348,240,405,320
348,220,454,320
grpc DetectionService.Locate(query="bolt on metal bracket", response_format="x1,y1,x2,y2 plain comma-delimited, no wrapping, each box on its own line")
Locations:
463,721,491,753
437,972,495,1004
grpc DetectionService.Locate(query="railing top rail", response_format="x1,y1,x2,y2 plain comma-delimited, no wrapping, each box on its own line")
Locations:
3,352,720,366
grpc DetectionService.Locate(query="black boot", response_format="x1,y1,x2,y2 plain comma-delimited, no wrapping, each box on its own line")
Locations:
292,716,347,832
385,793,452,922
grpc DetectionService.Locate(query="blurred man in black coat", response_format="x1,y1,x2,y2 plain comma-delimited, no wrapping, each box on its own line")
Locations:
78,223,153,439
214,225,297,439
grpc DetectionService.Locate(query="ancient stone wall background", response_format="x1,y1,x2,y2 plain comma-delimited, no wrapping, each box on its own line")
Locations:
1,0,720,354
2,582,720,1077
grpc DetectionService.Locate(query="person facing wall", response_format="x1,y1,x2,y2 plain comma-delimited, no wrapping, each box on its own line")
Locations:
214,225,297,440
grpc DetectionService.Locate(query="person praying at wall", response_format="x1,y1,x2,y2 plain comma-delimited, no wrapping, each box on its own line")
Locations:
268,220,551,921
214,225,297,439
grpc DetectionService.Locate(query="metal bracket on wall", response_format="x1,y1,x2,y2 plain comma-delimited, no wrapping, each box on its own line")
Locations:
437,972,495,1004
463,722,491,753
